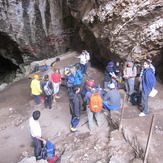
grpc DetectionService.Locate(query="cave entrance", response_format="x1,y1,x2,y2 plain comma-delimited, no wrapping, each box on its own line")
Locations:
0,56,19,84
0,32,23,84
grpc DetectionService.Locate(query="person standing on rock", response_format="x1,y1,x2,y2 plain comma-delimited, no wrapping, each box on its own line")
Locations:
123,61,137,103
69,86,81,133
29,110,46,160
51,69,61,101
42,75,54,109
30,75,42,106
139,60,156,117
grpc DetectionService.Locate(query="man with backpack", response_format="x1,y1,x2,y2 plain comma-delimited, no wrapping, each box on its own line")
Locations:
42,75,54,109
84,82,102,131
69,86,81,133
29,110,47,160
103,83,121,110
123,61,137,103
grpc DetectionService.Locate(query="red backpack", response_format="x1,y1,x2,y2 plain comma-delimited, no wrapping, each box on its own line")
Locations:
89,93,102,112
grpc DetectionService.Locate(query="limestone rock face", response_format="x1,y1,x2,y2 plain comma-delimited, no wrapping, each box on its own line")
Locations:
68,0,163,64
0,0,72,63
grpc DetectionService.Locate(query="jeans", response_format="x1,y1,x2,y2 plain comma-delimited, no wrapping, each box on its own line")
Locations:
80,63,87,74
70,116,80,132
31,136,43,158
86,106,102,130
104,81,111,89
139,80,142,92
141,90,149,115
34,95,40,105
44,95,52,109
103,101,120,110
125,78,135,96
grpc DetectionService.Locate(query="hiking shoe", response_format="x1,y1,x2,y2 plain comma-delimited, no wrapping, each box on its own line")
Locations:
55,95,60,99
71,130,80,134
139,112,147,117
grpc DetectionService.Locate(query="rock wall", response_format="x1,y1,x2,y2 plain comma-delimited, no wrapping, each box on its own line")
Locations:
0,0,73,64
68,0,163,66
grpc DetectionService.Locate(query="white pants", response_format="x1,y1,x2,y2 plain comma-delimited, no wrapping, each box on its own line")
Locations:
53,82,60,95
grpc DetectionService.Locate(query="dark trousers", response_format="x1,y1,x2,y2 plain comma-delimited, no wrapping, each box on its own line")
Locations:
141,90,149,115
80,63,88,74
44,95,52,109
31,136,43,158
34,95,40,105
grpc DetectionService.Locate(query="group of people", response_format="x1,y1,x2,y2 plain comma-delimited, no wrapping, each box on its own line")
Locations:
29,50,157,161
30,68,61,110
104,57,156,117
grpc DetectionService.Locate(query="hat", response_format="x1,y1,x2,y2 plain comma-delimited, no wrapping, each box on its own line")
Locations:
87,80,95,87
108,83,115,89
34,74,39,79
64,70,69,75
108,62,114,66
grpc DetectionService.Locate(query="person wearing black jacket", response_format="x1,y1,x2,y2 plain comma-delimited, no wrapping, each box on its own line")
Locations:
42,75,54,109
104,62,116,89
69,86,81,133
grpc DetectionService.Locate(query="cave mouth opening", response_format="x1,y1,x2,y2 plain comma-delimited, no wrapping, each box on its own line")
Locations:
0,56,19,84
0,32,24,84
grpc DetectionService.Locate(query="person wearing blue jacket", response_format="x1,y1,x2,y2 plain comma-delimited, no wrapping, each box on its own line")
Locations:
74,65,83,86
139,60,156,117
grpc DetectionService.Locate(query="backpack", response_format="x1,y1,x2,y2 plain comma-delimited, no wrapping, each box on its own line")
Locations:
89,93,102,112
40,141,55,160
67,75,75,85
130,92,141,106
44,81,53,95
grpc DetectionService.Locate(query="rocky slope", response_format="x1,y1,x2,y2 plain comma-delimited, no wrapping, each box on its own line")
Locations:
0,0,163,82
68,0,163,64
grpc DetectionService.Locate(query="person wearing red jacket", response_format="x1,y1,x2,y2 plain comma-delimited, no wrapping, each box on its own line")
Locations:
51,69,61,101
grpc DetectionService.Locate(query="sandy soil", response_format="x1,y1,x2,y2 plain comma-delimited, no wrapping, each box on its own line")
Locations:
0,54,163,163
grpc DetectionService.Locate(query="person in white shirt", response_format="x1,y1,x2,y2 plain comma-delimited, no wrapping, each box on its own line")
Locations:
29,110,46,160
77,50,90,75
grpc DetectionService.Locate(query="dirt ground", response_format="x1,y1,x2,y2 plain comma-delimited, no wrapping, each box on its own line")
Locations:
0,53,163,163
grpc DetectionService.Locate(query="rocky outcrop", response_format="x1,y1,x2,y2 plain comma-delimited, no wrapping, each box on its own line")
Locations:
68,0,163,65
0,0,73,64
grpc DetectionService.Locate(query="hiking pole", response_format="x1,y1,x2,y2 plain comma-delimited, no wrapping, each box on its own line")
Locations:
143,114,156,163
119,93,126,131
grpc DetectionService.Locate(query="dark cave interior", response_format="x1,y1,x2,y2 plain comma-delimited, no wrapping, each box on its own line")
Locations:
0,32,23,83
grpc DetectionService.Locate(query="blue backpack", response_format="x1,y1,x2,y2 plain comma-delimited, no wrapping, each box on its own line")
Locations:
40,141,55,160
67,75,75,84
130,93,141,106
